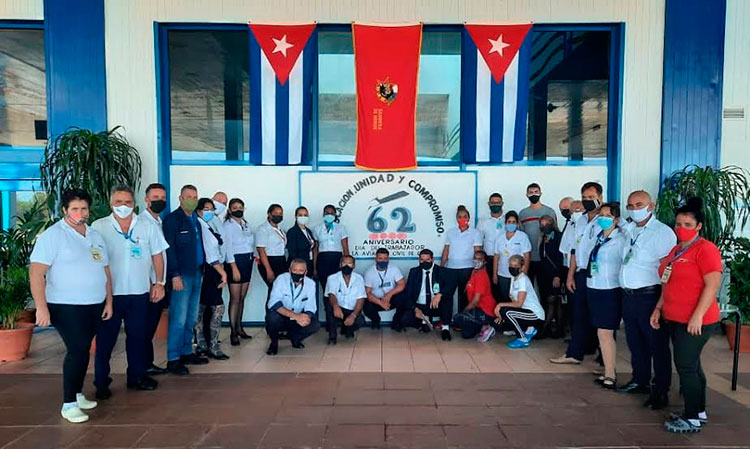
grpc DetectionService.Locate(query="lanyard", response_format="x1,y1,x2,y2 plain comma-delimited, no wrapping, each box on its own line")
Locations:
271,225,287,245
113,223,137,244
289,279,304,302
377,270,387,288
666,237,701,266
303,228,314,247
590,232,612,263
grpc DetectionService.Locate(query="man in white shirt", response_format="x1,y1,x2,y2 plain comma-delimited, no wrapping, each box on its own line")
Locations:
618,190,676,408
325,255,367,344
211,191,228,220
266,258,320,355
362,248,406,329
477,193,505,300
140,183,170,376
91,186,169,399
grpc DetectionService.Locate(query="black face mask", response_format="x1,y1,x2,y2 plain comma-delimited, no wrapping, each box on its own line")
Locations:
582,200,598,212
420,261,432,271
231,210,244,218
290,272,304,283
528,195,541,204
541,225,553,235
149,200,166,214
489,204,503,214
271,215,283,224
509,267,521,277
561,209,571,220
340,265,354,276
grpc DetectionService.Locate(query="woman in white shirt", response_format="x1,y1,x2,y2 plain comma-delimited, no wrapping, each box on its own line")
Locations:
491,255,545,348
441,205,482,312
222,198,255,345
313,204,349,330
256,204,288,307
582,202,626,389
493,211,532,302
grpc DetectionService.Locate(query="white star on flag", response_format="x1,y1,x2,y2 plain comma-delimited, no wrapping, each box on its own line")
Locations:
488,34,511,57
272,34,294,57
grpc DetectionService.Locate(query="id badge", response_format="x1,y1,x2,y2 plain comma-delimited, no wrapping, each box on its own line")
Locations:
130,244,143,259
91,247,102,262
590,261,599,275
624,250,632,265
496,221,503,230
432,283,440,295
563,253,569,266
661,265,672,284
503,248,511,257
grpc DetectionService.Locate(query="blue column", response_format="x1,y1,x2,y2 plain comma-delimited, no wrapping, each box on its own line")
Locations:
660,0,726,180
44,0,107,138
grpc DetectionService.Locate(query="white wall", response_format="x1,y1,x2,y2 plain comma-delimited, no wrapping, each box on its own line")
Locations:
0,0,42,19
721,0,750,171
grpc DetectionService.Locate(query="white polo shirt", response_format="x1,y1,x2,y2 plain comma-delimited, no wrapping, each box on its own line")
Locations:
581,228,626,290
620,216,676,289
477,215,505,255
92,214,169,296
267,272,317,314
364,264,404,299
313,222,348,253
572,214,599,272
494,230,532,277
510,273,545,320
139,210,167,283
223,218,255,263
30,220,109,305
198,218,225,265
325,271,367,310
255,221,287,257
558,218,576,267
444,226,482,269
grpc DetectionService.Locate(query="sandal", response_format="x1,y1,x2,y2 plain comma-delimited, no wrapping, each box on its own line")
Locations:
601,377,616,389
664,415,701,433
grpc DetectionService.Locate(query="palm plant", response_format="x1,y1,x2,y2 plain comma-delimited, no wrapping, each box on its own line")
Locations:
0,267,32,329
40,127,142,221
0,197,50,270
656,165,750,253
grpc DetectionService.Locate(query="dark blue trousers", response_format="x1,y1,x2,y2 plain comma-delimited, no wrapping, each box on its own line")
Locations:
144,294,166,369
566,271,595,360
95,293,149,388
623,286,672,393
266,310,321,344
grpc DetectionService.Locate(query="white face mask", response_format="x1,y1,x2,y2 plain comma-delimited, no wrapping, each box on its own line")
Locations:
630,206,651,223
297,216,309,225
214,202,227,216
113,205,133,219
572,211,584,222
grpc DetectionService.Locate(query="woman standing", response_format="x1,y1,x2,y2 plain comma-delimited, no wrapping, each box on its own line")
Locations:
287,206,316,274
195,198,229,360
493,211,532,302
29,189,114,423
223,198,255,345
538,215,566,338
256,204,288,305
313,204,349,343
441,206,483,312
651,197,722,434
581,202,626,389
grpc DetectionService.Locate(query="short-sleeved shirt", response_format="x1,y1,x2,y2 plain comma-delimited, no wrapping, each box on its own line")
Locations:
267,272,317,314
619,217,676,289
364,264,404,299
477,215,504,255
30,220,109,305
659,238,722,325
559,218,576,267
199,218,225,265
573,216,600,272
466,269,496,316
519,205,557,261
444,227,482,269
580,228,626,290
313,223,348,253
139,210,167,283
510,273,545,320
325,271,367,310
92,214,169,296
255,221,287,257
494,230,532,277
223,218,254,263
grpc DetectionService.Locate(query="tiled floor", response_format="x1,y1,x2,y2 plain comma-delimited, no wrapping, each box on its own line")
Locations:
0,325,748,448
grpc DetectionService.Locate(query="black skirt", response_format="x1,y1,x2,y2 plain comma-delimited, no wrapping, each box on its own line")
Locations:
226,252,254,284
587,287,622,330
200,264,225,306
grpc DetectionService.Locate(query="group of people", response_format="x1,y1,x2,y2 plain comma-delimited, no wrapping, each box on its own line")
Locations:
29,181,723,434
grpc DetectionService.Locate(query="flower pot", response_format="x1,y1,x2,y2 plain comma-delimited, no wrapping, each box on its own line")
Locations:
724,320,750,353
155,310,168,340
17,309,36,324
0,322,34,362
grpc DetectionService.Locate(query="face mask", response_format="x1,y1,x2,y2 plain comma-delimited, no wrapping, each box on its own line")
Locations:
296,216,309,225
290,272,304,283
582,199,598,212
473,260,484,270
489,205,503,214
457,218,469,228
214,202,227,216
420,261,432,271
561,209,571,220
182,198,198,212
271,215,283,224
231,210,244,219
630,206,651,223
528,195,541,204
509,267,521,277
202,211,215,222
376,261,388,271
540,225,553,235
340,265,354,276
597,216,615,230
323,214,336,224
675,226,698,242
506,223,518,232
149,200,166,214
113,205,133,219
572,211,584,222
66,212,87,226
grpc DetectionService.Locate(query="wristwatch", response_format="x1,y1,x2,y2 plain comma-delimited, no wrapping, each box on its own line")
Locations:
157,281,166,286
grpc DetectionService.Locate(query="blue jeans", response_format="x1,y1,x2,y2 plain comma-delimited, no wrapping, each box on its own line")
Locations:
167,271,202,362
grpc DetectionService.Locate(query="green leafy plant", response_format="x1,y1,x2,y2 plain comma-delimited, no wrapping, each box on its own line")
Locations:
0,267,32,329
656,165,750,253
40,127,142,221
727,237,750,325
0,196,50,270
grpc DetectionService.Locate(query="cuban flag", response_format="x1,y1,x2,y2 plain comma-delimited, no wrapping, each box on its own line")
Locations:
461,24,532,164
249,23,316,165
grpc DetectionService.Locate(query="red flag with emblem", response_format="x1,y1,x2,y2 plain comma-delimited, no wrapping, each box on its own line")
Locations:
249,23,315,85
464,24,532,83
353,23,422,171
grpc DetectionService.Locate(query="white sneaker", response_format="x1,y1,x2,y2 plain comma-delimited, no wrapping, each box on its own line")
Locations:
61,406,89,423
478,327,496,342
76,394,97,410
503,330,516,337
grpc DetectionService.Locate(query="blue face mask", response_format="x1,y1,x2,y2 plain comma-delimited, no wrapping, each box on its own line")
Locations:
202,211,215,222
506,223,518,232
323,214,336,224
376,261,388,271
597,216,615,230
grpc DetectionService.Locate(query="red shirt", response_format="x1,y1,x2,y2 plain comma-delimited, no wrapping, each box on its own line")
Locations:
658,238,722,325
466,269,496,316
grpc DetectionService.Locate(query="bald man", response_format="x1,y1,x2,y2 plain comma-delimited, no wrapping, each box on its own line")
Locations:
618,190,675,409
212,192,228,219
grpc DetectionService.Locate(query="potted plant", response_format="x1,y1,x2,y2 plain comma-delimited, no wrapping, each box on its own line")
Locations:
0,267,34,361
725,239,750,352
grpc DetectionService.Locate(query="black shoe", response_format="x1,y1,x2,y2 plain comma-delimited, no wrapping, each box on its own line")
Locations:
195,348,208,357
230,333,240,346
167,360,190,376
371,320,381,330
617,381,651,394
441,329,452,341
146,364,168,376
266,342,278,355
344,329,354,339
238,329,253,340
419,324,431,333
181,353,209,365
327,336,337,345
291,340,305,349
208,351,230,360
95,387,112,400
644,392,669,410
278,331,289,340
128,376,158,391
